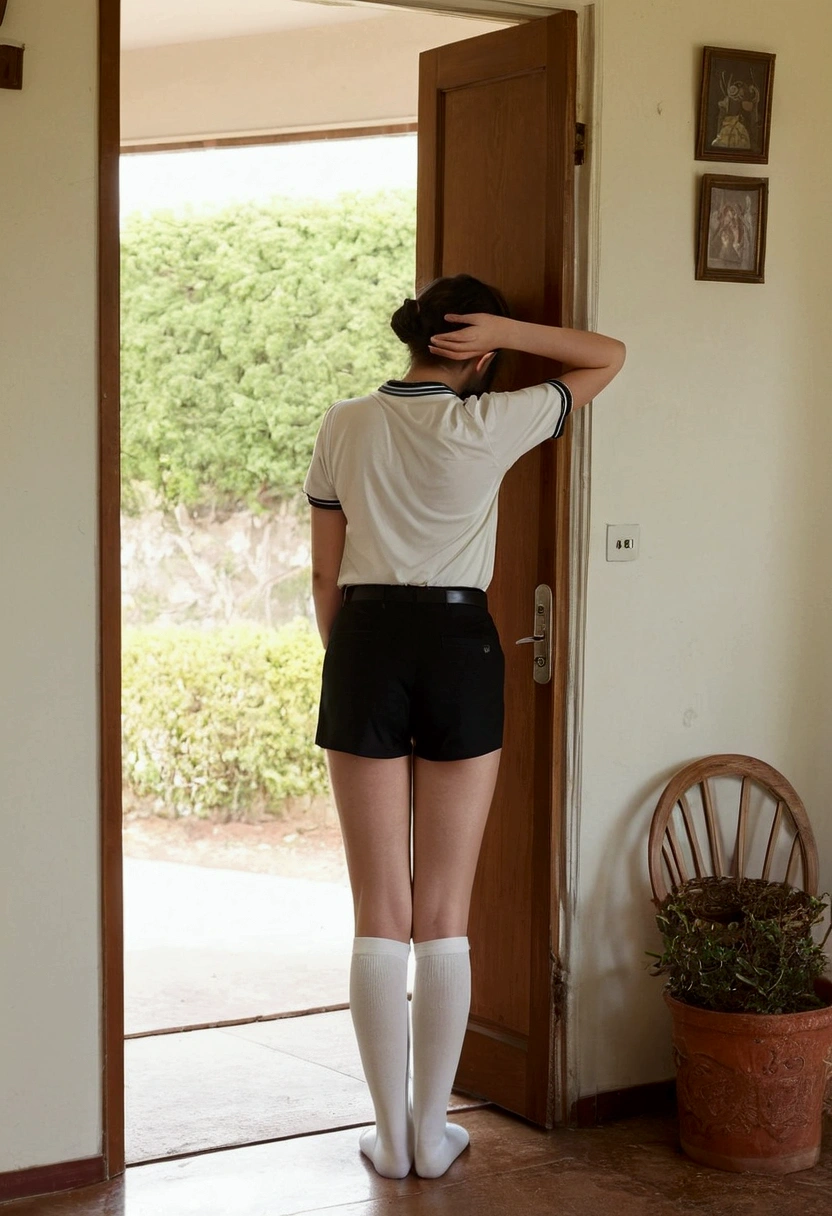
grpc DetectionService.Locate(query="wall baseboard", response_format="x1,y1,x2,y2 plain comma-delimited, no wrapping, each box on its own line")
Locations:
570,1078,676,1128
0,1155,106,1204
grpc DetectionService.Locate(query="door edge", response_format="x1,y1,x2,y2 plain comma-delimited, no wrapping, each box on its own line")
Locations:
558,0,600,1124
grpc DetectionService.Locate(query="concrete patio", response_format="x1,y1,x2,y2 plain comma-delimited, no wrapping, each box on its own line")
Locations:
124,856,360,1034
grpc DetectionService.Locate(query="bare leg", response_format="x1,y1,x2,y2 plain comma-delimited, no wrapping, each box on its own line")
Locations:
326,750,413,1177
410,750,501,1177
411,750,501,941
326,750,412,941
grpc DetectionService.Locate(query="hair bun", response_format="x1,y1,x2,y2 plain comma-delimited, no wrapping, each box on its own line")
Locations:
390,297,423,344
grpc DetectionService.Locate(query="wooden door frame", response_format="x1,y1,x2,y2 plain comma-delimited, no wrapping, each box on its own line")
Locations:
560,2,597,1118
98,0,594,1176
98,0,124,1177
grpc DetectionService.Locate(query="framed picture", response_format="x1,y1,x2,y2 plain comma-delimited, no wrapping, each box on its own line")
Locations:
696,46,775,163
696,175,768,283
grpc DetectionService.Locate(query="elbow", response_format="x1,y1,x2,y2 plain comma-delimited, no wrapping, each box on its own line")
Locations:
312,568,338,588
602,340,626,382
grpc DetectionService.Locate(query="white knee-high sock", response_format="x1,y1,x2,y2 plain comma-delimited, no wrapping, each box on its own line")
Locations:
349,936,412,1179
410,936,472,1178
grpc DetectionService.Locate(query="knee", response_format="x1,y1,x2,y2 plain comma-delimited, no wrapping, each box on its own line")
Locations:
354,891,413,943
411,904,468,943
356,918,412,943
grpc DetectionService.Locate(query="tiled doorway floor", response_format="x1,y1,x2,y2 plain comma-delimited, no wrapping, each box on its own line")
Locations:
126,1009,475,1163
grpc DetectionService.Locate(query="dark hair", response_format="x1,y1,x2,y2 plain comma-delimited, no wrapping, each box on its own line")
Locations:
390,274,511,370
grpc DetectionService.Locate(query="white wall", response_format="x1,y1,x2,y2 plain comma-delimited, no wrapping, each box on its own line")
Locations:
121,10,508,146
0,0,102,1172
576,0,832,1098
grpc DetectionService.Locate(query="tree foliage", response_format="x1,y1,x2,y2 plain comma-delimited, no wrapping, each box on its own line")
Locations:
120,191,416,513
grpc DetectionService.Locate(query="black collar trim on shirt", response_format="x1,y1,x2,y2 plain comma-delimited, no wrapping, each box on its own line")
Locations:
378,379,457,397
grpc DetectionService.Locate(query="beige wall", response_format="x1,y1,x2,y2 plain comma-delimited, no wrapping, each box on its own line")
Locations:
577,0,832,1098
0,0,102,1172
121,10,509,146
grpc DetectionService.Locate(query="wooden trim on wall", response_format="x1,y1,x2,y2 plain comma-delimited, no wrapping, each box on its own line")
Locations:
571,1079,676,1128
0,1157,106,1205
121,121,418,156
99,0,125,1180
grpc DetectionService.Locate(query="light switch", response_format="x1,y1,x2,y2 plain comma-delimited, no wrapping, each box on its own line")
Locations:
606,524,640,562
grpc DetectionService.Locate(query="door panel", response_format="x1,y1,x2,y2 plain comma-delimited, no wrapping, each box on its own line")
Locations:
417,11,576,1127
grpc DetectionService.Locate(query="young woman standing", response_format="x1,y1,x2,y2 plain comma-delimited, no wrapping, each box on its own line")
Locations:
303,275,625,1179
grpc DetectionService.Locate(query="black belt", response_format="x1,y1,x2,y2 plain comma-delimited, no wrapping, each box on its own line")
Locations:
342,584,487,606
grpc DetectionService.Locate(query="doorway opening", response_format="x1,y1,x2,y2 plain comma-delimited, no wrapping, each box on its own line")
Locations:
117,2,513,1167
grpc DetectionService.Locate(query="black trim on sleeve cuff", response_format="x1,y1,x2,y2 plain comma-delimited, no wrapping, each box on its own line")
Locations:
307,494,343,510
546,378,573,439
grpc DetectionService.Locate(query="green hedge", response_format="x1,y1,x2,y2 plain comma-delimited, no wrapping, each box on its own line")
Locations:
120,191,416,513
122,620,327,817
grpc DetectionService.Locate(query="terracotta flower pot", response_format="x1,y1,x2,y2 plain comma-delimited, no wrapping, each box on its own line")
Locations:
665,978,832,1174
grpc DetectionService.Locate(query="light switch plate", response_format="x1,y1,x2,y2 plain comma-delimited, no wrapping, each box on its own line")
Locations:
606,524,640,561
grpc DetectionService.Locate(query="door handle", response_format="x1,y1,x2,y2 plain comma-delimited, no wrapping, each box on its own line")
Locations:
515,584,552,684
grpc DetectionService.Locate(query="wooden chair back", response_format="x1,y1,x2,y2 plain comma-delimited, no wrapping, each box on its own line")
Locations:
648,754,819,904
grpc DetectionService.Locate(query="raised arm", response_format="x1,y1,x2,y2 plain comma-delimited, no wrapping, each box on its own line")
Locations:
500,319,625,409
429,314,626,409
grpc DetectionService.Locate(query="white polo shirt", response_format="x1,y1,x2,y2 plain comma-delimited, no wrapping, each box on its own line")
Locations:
303,377,572,591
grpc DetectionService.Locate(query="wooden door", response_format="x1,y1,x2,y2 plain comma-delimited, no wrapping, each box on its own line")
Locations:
417,11,577,1128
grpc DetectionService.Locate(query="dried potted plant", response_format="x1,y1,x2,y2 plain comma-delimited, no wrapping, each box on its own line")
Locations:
650,875,832,1174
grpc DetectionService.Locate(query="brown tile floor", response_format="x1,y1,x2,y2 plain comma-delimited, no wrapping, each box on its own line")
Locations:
126,1010,472,1163
4,1107,831,1215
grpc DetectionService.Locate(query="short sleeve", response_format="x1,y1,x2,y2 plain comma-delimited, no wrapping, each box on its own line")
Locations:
474,378,573,471
303,407,342,510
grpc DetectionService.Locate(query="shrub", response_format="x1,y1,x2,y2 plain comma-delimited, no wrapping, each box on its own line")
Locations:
649,876,831,1015
122,620,327,817
120,191,416,513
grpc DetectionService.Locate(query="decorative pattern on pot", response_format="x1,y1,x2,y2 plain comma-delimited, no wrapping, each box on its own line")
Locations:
665,983,832,1175
674,1044,810,1142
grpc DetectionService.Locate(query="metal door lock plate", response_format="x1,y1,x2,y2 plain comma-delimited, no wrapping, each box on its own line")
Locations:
515,584,552,684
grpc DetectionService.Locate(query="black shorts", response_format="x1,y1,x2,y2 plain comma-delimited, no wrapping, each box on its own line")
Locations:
316,594,505,761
